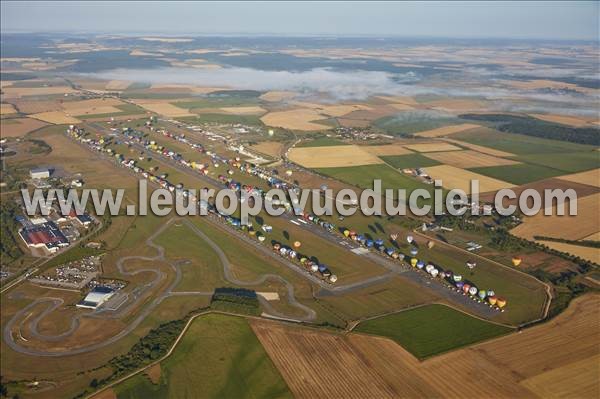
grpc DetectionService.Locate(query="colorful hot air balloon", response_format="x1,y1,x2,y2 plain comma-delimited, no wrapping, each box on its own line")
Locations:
487,290,495,297
410,247,418,256
410,258,418,267
488,296,497,306
390,233,398,241
343,229,350,237
273,243,281,250
427,240,435,249
512,257,522,267
418,261,426,269
478,290,487,299
466,260,477,269
329,274,338,283
462,284,471,294
453,274,463,282
407,235,414,244
456,281,465,290
496,298,507,308
293,241,302,248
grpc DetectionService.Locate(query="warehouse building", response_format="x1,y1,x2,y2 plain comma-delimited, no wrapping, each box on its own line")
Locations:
76,286,115,309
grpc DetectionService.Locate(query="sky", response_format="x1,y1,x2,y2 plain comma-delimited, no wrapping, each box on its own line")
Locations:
1,1,598,40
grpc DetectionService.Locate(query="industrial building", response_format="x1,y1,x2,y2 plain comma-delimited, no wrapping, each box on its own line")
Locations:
76,286,115,309
29,167,52,179
19,221,69,253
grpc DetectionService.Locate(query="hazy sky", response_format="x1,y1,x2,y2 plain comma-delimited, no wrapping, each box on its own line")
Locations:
1,1,598,40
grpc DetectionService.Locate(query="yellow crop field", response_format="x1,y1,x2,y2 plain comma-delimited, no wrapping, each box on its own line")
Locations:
105,80,131,90
511,193,600,241
414,123,480,138
529,113,597,127
259,91,297,102
28,111,81,124
0,103,17,115
219,106,267,115
288,145,384,167
132,100,193,117
361,144,413,156
424,164,514,193
261,109,331,131
424,150,520,168
536,240,599,264
583,231,600,241
443,138,516,157
1,86,78,98
404,142,462,152
557,168,600,188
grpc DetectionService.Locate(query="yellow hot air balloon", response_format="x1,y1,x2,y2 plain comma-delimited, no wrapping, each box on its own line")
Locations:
488,296,497,306
512,257,522,267
427,240,435,249
293,241,301,248
343,230,350,237
410,258,418,267
496,298,507,308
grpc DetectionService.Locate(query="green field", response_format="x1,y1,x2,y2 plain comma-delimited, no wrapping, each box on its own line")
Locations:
380,153,441,169
176,113,264,125
354,304,513,358
315,164,433,200
470,163,564,185
114,314,292,399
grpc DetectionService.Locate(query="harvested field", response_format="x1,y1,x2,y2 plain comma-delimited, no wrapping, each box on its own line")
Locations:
288,145,384,168
404,142,462,153
105,80,131,90
219,106,267,115
252,294,599,399
259,91,297,102
388,103,415,111
361,144,413,156
145,364,161,384
414,123,480,138
250,141,284,158
9,99,62,114
557,168,600,188
315,104,372,117
0,103,17,115
0,117,48,137
511,193,600,241
131,100,193,117
425,98,486,111
375,95,419,105
261,109,330,131
1,86,78,98
424,164,514,193
529,113,597,127
442,137,516,157
61,98,123,111
423,150,520,168
147,84,224,94
537,240,599,264
251,320,400,399
28,111,81,124
583,231,600,241
479,177,600,204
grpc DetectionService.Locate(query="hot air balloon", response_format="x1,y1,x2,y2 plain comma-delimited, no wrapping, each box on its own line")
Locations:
268,129,274,136
418,261,426,270
293,241,302,248
257,234,266,242
390,233,398,241
398,254,406,261
430,269,439,278
386,248,395,257
329,274,338,283
375,238,384,247
453,274,463,282
512,257,522,267
487,290,495,297
273,243,281,250
488,296,497,306
410,258,418,267
300,257,307,264
285,169,293,176
478,290,487,300
496,298,507,309
288,250,297,259
343,230,350,237
407,235,414,244
456,281,465,290
425,264,434,273
469,286,478,296
462,284,471,294
466,260,477,270
311,264,319,272
410,247,418,257
427,240,435,249
366,239,374,248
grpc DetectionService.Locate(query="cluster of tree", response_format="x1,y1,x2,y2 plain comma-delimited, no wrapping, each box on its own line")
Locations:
459,113,600,146
210,287,260,316
0,201,23,264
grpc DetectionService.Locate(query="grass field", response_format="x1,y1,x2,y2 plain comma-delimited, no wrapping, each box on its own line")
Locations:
177,113,264,125
354,304,513,358
288,145,384,167
379,153,442,169
114,314,292,399
315,164,433,200
296,137,346,147
470,163,565,185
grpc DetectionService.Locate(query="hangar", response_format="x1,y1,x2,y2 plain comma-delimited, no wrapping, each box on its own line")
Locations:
76,286,115,309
